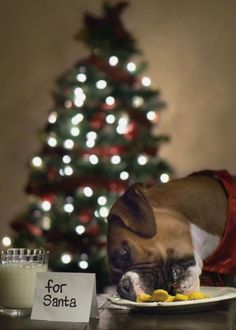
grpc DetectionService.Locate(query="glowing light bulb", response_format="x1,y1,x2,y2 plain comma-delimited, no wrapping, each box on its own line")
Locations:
83,187,93,197
127,62,136,72
42,201,51,212
132,96,144,108
48,111,58,124
86,131,97,140
74,87,83,95
79,260,88,269
59,168,64,176
120,171,129,180
74,97,85,107
64,203,74,213
86,131,97,148
62,155,71,164
63,139,74,149
94,210,99,217
70,127,80,136
64,166,73,176
47,136,57,147
147,111,156,121
138,155,148,165
86,139,95,148
99,207,109,218
89,154,99,165
75,225,85,235
2,236,11,247
71,113,84,125
97,196,107,206
105,96,115,105
42,216,51,230
96,80,107,89
160,173,170,183
142,77,151,86
76,73,87,82
61,254,72,264
74,88,86,107
111,155,121,164
106,114,115,124
117,116,129,134
64,100,73,109
109,56,119,66
31,156,42,167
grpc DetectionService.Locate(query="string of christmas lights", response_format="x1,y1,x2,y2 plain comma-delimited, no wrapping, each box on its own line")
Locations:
8,2,172,291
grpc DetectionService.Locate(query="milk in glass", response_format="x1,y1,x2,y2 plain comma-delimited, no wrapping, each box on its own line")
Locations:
0,262,47,309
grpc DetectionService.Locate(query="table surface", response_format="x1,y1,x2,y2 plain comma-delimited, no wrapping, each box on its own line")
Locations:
1,293,236,330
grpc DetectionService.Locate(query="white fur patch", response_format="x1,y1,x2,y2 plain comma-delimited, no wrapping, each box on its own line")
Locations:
175,223,220,294
121,271,144,296
178,265,200,293
190,222,220,268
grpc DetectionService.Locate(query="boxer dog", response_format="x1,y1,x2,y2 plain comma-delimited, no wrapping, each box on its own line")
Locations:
107,170,236,301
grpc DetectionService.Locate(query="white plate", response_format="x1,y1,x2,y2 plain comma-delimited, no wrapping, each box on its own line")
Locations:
108,286,236,313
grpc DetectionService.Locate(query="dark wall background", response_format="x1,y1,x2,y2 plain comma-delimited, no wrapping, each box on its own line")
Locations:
0,0,236,239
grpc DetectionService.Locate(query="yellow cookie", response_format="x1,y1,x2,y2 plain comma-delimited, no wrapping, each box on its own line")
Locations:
187,292,209,300
174,293,188,301
150,289,169,302
165,294,175,302
136,293,152,303
137,289,210,303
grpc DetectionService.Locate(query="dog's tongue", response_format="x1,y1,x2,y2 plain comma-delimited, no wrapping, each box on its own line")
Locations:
133,285,145,297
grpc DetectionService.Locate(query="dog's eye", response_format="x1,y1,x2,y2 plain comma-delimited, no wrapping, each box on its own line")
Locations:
177,257,196,269
170,257,196,283
119,249,130,268
171,265,184,282
120,250,129,262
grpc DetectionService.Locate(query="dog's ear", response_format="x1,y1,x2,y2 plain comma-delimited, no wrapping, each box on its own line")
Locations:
108,183,157,238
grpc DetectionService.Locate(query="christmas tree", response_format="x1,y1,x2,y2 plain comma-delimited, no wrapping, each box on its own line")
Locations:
10,1,172,291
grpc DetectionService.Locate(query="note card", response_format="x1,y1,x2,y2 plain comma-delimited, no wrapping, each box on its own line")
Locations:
31,272,99,322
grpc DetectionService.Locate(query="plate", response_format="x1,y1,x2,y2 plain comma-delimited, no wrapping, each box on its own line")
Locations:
108,286,236,313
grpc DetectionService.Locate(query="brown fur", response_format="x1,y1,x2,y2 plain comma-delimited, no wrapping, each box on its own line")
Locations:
107,174,230,299
107,209,194,267
145,175,228,236
108,174,228,264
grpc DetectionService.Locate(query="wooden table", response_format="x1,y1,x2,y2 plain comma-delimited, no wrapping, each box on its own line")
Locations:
0,294,236,330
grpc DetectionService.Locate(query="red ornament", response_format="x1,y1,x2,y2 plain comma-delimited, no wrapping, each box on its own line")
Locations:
47,168,58,182
86,223,100,236
11,218,42,237
91,112,105,129
25,223,43,237
101,101,117,111
83,145,124,157
41,193,55,204
78,210,92,224
108,180,127,192
124,122,139,141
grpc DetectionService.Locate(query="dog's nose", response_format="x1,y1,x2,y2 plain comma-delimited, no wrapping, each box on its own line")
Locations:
117,277,135,301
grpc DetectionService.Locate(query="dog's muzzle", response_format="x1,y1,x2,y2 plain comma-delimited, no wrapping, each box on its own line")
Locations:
117,265,170,301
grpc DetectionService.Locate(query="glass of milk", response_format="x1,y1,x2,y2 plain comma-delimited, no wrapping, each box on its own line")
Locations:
0,248,49,317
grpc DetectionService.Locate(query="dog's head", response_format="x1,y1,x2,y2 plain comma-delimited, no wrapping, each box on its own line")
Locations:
107,183,199,301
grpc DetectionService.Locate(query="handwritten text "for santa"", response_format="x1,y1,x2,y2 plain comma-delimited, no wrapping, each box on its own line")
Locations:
43,279,77,307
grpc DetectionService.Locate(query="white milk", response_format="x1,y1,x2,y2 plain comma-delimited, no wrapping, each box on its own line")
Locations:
0,263,47,309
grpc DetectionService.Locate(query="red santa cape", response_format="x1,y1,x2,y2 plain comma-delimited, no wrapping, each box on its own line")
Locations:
192,170,236,274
